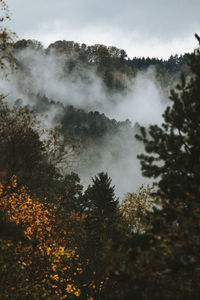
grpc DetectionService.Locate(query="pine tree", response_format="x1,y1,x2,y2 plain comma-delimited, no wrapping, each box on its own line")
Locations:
136,34,200,205
85,172,118,228
132,35,200,299
80,173,119,299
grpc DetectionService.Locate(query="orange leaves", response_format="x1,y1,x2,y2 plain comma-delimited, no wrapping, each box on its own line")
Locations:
0,175,88,297
65,284,81,297
0,184,54,242
0,28,12,42
0,176,57,270
10,174,17,187
0,175,102,298
120,185,156,233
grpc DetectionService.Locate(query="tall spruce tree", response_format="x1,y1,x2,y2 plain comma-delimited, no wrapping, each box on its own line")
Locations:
131,35,200,299
84,172,118,247
80,173,119,299
136,34,200,205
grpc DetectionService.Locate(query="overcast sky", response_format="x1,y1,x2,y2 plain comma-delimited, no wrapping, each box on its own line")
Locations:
6,0,200,59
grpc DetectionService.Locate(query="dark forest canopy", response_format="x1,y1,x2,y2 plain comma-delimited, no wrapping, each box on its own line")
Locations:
127,53,189,74
1,3,200,295
59,105,134,144
13,38,189,68
13,39,191,90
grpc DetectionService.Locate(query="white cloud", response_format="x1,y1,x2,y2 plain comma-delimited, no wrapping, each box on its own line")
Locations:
6,0,200,58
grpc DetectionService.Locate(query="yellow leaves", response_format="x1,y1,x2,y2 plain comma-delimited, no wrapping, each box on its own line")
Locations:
46,226,51,232
51,285,58,289
0,183,3,195
66,284,73,293
58,246,65,253
46,247,52,256
52,264,57,272
50,274,59,282
66,284,81,297
0,180,55,243
120,185,156,233
10,174,17,187
74,289,81,297
0,175,91,298
76,267,83,274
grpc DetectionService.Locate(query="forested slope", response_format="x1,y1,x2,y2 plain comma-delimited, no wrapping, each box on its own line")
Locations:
1,1,200,297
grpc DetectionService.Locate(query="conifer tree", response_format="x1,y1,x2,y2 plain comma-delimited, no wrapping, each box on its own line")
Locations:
85,172,118,228
81,173,119,298
132,35,200,299
136,34,200,205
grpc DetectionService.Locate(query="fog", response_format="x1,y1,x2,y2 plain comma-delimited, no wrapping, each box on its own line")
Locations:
0,47,169,199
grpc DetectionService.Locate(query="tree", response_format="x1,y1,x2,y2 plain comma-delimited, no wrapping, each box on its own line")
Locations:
0,97,81,201
79,173,119,299
0,100,59,199
0,0,16,76
85,172,118,228
132,35,200,299
136,35,200,205
57,172,84,214
0,175,87,299
120,185,155,234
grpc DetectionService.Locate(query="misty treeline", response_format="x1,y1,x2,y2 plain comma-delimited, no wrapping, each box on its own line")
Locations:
1,1,200,298
1,35,190,195
13,38,191,90
0,35,168,196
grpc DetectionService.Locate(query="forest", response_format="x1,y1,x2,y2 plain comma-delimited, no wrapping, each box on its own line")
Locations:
1,0,200,299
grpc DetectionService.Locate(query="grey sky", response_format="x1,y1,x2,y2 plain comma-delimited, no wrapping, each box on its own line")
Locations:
6,0,200,58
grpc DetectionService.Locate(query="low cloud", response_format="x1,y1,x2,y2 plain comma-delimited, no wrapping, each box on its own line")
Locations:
7,0,200,58
0,47,169,198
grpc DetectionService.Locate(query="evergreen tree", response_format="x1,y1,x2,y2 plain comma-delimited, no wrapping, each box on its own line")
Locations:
136,34,200,205
132,35,200,299
59,172,84,214
80,173,119,299
85,172,118,228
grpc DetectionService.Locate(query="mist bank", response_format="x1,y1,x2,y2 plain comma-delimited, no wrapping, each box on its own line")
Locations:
0,42,171,198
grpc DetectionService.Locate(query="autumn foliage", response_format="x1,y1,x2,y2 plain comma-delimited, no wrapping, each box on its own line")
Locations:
1,1,200,298
0,174,106,299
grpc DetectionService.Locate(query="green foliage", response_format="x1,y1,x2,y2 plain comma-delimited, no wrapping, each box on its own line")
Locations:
59,172,84,213
60,105,133,145
2,1,200,297
85,172,118,222
136,38,200,204
127,54,189,74
129,35,200,299
14,39,43,51
0,99,59,199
